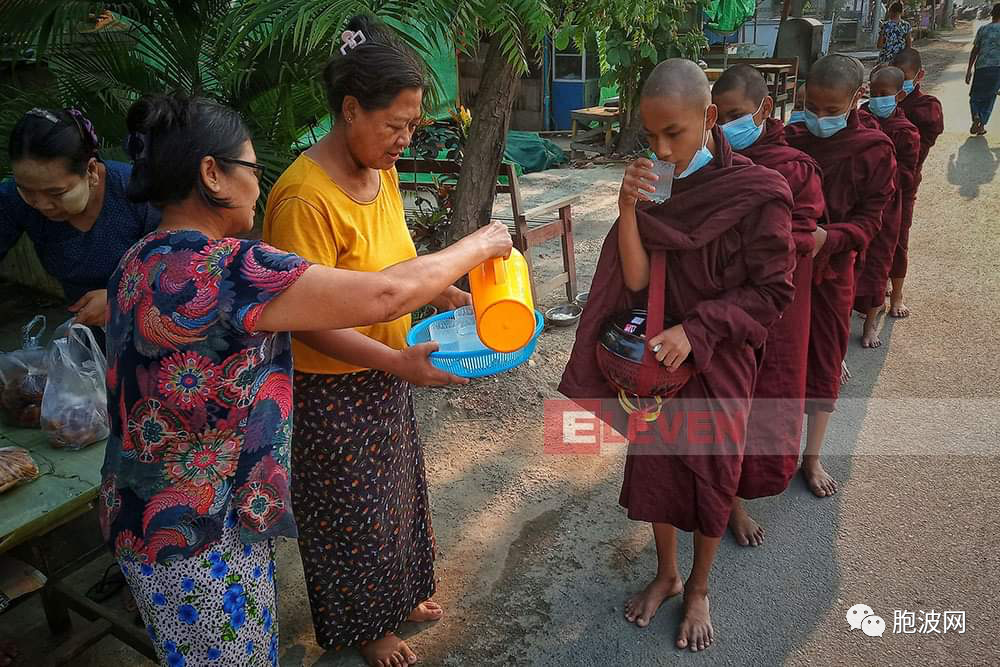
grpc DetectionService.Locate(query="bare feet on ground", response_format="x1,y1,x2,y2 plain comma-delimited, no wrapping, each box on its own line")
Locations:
624,574,684,628
801,455,838,497
728,500,764,546
360,634,418,667
0,640,17,666
676,589,714,652
861,324,882,348
407,600,443,623
889,295,910,318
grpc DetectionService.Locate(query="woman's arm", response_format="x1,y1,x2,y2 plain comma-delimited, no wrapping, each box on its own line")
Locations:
967,44,980,84
256,221,511,333
293,329,466,386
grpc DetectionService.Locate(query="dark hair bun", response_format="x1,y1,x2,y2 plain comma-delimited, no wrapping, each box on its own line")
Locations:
125,94,250,209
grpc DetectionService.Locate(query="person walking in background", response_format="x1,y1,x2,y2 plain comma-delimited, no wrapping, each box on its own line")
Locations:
878,3,913,65
966,3,1000,135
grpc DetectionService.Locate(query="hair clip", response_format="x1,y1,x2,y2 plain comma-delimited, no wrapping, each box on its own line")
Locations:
65,108,100,149
340,29,366,56
26,108,60,124
125,131,150,161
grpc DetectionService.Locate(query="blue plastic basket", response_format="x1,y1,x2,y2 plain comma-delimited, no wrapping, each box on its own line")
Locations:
406,310,544,378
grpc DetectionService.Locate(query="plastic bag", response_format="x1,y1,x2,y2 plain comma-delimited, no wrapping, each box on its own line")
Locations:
0,447,40,494
40,322,109,449
0,316,49,429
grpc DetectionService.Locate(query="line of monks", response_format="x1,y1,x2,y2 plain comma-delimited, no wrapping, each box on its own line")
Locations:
559,48,944,651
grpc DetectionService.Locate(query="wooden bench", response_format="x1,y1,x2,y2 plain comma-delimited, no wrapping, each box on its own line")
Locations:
397,158,579,303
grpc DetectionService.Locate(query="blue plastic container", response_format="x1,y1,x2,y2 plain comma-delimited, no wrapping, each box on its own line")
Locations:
406,310,544,379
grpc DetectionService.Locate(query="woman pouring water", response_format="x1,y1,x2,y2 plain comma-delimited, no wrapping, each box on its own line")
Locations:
262,14,476,667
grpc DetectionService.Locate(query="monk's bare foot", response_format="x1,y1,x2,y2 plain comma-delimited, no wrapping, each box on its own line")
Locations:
840,360,851,386
407,600,443,623
360,634,418,667
889,298,910,318
728,500,764,547
676,589,714,652
861,326,881,348
801,456,838,497
0,640,18,666
624,575,683,628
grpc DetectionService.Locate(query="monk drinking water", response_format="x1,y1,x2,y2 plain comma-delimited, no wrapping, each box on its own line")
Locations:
560,59,795,650
712,64,826,546
855,66,920,346
890,47,944,318
785,54,896,497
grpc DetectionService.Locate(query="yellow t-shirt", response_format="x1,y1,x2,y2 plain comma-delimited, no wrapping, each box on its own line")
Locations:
262,154,417,375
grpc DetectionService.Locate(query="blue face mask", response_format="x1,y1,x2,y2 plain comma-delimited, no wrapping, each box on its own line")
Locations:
676,114,714,179
721,99,765,150
803,109,849,138
788,110,808,124
868,95,898,118
902,79,915,95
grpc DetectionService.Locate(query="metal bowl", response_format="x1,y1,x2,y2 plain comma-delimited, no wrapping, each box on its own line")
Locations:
411,304,438,324
545,303,583,327
574,291,589,307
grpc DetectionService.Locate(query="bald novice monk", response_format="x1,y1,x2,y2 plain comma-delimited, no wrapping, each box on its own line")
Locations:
712,64,826,546
890,47,944,317
855,66,920,347
560,59,795,650
786,55,896,497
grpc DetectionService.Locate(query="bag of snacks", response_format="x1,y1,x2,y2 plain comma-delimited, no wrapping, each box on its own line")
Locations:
0,447,40,494
40,322,109,450
0,316,49,429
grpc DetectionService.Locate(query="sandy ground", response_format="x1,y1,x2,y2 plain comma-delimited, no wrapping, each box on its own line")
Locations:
3,24,999,666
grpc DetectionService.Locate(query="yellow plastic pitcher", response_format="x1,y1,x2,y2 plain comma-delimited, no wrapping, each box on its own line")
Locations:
469,249,536,353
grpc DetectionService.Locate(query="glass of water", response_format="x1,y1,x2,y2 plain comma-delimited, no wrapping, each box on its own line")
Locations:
646,159,676,204
429,319,460,352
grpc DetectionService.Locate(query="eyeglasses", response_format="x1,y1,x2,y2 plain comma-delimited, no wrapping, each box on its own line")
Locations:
217,157,265,180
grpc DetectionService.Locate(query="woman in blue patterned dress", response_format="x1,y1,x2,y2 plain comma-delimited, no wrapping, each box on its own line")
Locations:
877,3,912,65
101,94,511,667
1,108,160,330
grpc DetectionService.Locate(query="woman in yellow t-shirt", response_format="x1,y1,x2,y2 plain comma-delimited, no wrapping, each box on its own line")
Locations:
262,15,466,667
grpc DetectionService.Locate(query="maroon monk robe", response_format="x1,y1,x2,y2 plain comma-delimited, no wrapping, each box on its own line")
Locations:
786,110,896,413
855,105,920,311
559,127,796,537
895,85,943,279
736,117,825,499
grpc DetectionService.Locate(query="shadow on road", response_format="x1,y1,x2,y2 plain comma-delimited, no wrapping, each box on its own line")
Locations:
947,136,1000,198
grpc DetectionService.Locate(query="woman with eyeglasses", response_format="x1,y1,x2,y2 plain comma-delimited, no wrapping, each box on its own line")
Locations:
0,108,161,329
100,93,511,667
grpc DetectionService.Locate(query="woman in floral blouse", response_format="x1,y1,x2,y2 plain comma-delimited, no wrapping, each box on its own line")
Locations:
100,94,511,667
878,2,912,65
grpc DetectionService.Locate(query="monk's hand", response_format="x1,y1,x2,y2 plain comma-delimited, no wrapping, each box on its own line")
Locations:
68,289,108,327
619,158,657,210
648,324,692,371
812,226,828,258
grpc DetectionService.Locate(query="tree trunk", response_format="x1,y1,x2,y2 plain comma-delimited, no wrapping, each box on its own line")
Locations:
613,101,643,156
450,39,519,240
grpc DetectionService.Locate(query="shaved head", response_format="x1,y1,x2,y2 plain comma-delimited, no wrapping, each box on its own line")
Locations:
713,64,769,106
807,54,865,95
871,65,905,90
891,47,923,72
642,58,711,110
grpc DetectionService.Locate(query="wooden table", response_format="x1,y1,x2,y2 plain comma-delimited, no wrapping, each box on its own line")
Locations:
706,62,798,121
569,105,621,159
0,426,155,664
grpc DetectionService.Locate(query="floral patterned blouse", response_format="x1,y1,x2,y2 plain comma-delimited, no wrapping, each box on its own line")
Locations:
878,19,911,64
100,230,310,564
